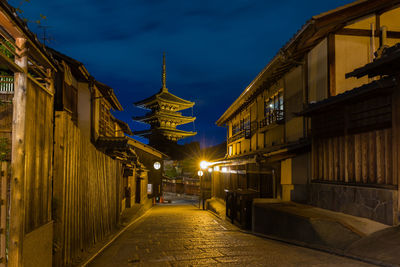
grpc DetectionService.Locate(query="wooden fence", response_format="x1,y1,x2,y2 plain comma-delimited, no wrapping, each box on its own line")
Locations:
53,111,123,266
312,128,396,185
0,162,9,266
24,78,54,234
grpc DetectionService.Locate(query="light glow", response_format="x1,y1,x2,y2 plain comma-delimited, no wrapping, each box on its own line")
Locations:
153,161,161,170
197,170,204,177
200,160,209,170
221,167,228,173
208,168,213,173
214,166,220,172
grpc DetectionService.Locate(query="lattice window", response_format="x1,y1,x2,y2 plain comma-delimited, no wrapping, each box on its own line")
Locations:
99,100,114,137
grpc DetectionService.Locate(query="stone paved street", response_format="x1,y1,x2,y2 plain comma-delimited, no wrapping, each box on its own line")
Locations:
88,204,375,267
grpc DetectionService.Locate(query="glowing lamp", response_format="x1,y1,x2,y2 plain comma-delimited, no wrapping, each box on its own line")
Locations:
200,161,208,170
153,161,161,170
221,167,228,173
197,170,204,177
214,166,220,172
208,168,213,173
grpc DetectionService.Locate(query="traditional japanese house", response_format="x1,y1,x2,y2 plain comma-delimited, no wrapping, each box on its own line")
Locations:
211,0,400,226
302,43,400,225
133,54,196,149
47,49,151,266
0,2,57,266
126,137,166,203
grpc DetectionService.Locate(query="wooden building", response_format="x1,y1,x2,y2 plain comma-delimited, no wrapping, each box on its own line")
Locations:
211,0,400,225
0,2,57,266
0,1,160,265
302,43,400,225
126,137,166,202
133,54,196,148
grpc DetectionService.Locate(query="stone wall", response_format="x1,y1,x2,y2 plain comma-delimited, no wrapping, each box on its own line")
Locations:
308,183,398,225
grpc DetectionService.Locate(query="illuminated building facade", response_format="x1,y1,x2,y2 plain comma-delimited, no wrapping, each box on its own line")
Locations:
210,0,400,226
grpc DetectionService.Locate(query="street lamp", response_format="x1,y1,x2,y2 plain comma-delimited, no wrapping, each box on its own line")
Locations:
200,161,208,170
153,161,161,170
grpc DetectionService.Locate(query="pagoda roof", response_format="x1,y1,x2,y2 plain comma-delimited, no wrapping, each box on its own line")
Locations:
134,128,197,138
134,88,194,110
133,111,196,124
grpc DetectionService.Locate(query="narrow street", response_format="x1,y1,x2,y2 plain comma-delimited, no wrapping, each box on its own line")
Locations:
88,203,374,267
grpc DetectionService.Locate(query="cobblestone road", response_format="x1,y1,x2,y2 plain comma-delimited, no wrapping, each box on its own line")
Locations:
89,204,374,267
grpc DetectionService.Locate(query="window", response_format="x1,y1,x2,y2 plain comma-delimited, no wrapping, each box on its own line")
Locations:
232,123,240,135
99,100,113,137
261,90,284,127
229,145,232,156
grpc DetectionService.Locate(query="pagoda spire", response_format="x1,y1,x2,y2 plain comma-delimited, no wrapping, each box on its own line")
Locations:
161,52,167,92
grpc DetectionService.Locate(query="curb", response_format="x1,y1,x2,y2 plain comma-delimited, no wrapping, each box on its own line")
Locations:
246,230,397,267
205,207,395,267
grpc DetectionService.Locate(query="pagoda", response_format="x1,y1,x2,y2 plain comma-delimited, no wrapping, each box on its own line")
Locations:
133,54,196,147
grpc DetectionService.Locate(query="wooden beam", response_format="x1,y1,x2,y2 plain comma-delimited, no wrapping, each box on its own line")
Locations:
328,34,336,97
9,37,27,267
336,28,400,39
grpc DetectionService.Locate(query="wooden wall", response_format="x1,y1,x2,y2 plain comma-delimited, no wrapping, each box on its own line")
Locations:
24,78,53,234
53,111,122,266
312,128,395,185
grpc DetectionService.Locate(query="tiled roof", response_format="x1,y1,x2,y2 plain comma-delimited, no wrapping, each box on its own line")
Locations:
347,43,400,78
134,89,194,108
300,76,397,116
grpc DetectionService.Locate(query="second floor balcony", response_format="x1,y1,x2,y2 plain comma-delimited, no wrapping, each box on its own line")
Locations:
259,110,284,130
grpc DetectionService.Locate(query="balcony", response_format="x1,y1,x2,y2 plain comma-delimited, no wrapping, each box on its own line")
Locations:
0,76,13,93
259,110,284,131
228,130,245,144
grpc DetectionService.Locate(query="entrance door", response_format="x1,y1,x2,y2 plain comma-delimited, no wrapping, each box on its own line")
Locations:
260,173,274,198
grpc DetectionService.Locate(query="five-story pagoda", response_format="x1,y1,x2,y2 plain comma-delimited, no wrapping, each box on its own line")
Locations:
133,54,196,148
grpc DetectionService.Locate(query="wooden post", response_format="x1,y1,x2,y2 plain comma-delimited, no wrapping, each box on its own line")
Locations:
9,37,28,267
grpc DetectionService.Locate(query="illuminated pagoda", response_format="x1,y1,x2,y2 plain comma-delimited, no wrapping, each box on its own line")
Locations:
133,54,196,149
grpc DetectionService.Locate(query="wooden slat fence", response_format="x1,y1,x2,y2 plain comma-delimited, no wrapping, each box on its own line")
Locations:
312,128,396,185
0,162,10,266
53,111,123,266
24,78,53,234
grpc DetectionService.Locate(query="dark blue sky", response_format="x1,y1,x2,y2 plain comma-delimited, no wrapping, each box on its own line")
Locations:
10,0,352,147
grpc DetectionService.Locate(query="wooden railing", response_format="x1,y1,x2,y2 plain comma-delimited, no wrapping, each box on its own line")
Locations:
228,130,245,143
259,110,284,128
0,76,13,93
